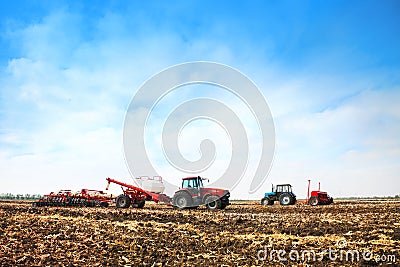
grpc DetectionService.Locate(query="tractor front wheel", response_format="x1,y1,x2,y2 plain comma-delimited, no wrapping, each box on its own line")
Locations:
309,196,319,206
116,194,131,208
279,193,294,206
261,197,274,206
205,195,222,210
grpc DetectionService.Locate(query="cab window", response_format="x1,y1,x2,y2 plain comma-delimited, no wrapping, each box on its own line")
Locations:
183,179,198,188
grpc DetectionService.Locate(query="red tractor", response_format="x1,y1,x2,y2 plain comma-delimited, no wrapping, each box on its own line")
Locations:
172,176,230,210
307,180,334,206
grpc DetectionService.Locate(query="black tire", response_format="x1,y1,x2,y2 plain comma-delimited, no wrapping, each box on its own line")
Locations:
82,199,89,207
100,202,109,208
64,196,72,206
221,200,229,209
261,198,267,206
279,193,293,206
205,195,222,210
290,197,297,205
137,200,145,208
173,191,193,209
32,202,37,207
116,194,131,208
261,197,274,206
309,196,319,206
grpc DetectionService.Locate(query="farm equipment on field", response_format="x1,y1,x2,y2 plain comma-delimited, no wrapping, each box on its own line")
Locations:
33,189,114,207
261,184,297,206
106,177,172,208
307,180,333,206
106,176,230,210
172,176,230,210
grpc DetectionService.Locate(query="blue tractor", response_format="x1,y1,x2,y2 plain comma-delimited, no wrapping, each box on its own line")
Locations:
261,184,297,206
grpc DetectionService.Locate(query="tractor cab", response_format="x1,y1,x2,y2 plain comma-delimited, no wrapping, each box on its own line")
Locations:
181,176,204,197
265,184,295,196
274,184,293,193
181,176,206,189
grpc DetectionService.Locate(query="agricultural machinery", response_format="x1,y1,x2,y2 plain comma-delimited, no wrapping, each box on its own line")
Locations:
307,180,334,206
172,176,230,210
32,189,114,207
106,176,230,210
106,177,172,208
261,184,297,206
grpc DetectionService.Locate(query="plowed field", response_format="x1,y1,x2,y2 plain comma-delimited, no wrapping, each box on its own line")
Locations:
0,200,399,266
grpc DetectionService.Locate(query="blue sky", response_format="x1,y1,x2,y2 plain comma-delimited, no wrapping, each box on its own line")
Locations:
0,1,399,198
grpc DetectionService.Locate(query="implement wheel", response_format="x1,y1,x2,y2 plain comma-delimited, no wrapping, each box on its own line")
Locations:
137,200,145,208
132,199,145,208
116,194,131,208
309,196,319,206
100,202,109,208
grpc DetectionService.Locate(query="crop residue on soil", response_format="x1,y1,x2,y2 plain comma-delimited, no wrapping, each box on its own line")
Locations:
0,201,399,266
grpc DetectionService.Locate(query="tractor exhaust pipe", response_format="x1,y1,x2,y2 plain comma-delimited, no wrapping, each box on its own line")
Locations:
307,179,311,203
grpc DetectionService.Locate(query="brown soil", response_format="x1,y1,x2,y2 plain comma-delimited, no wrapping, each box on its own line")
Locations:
0,200,399,266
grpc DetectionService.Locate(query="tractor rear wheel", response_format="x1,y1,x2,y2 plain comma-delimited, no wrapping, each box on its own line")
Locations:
173,191,193,209
279,193,294,206
309,196,319,206
116,194,131,208
205,195,222,210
